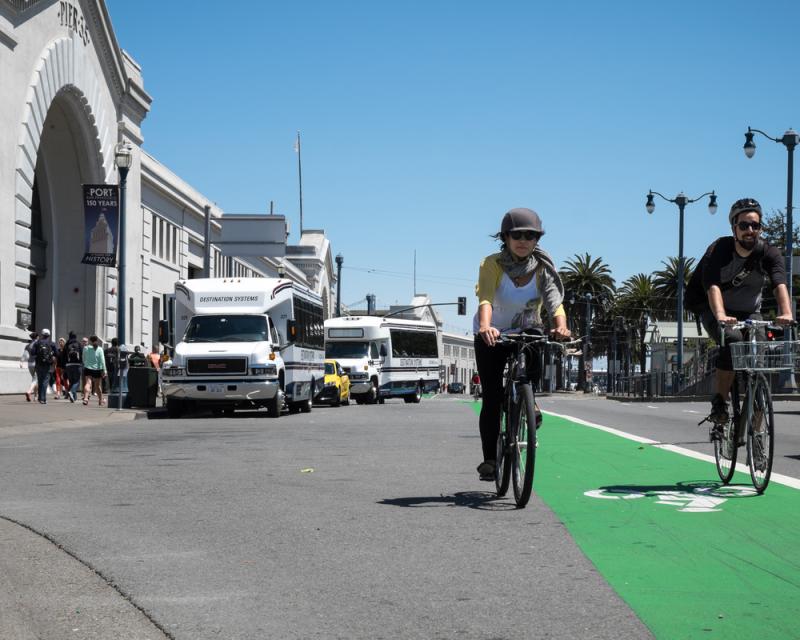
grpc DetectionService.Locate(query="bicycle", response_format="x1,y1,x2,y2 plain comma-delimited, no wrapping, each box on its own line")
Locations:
708,319,798,494
494,331,580,507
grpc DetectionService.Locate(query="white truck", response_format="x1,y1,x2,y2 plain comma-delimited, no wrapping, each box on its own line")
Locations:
324,315,440,404
161,277,324,418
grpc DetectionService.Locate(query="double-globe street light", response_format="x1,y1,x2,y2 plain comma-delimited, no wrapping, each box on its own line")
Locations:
646,190,717,387
114,142,132,409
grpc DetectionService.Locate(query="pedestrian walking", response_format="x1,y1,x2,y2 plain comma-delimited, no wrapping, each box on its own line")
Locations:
148,345,161,371
32,328,58,404
19,331,38,402
55,336,67,399
79,336,89,394
63,331,82,403
81,335,107,406
105,337,129,395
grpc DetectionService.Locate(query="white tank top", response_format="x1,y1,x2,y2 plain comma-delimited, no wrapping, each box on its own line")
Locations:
472,273,540,333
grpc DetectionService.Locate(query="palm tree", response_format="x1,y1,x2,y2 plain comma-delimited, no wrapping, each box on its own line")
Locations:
560,253,616,300
652,256,695,318
559,253,616,391
617,273,658,377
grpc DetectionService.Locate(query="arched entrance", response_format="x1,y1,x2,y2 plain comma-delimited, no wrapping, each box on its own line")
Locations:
28,90,105,339
14,35,120,343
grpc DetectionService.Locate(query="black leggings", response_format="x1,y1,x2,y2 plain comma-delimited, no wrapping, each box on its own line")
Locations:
474,336,542,462
474,336,510,461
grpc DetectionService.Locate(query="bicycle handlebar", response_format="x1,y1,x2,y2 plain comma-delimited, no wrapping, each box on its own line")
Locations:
718,319,798,347
497,333,583,353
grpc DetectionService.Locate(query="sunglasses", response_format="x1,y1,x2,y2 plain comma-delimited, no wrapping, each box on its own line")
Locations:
737,221,761,231
508,230,540,241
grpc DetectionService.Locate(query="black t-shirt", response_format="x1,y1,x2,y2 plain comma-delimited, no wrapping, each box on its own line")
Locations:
702,237,786,314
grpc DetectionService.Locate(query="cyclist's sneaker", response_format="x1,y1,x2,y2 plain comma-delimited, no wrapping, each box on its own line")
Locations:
709,393,729,425
477,460,495,481
752,433,768,471
534,402,543,429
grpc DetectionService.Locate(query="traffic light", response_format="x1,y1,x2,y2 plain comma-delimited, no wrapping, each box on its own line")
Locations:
457,296,467,315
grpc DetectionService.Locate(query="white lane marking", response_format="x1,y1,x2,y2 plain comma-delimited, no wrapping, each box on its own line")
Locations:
543,409,800,491
683,410,700,414
646,405,659,409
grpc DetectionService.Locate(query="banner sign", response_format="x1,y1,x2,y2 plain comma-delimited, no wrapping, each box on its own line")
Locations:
81,184,119,266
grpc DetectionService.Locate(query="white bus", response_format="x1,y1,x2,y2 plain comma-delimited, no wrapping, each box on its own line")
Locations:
162,277,324,418
324,316,440,404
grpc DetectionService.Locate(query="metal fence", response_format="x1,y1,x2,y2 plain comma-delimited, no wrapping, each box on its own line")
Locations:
612,345,797,399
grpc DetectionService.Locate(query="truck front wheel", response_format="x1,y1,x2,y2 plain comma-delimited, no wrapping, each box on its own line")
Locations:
267,389,283,418
166,398,183,419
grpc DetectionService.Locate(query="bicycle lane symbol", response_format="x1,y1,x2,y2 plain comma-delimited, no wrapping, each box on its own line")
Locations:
584,485,758,513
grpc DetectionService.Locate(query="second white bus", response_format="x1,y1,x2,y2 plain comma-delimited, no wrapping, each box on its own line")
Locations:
324,315,440,404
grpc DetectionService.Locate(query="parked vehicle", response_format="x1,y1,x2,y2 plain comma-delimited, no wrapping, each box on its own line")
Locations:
161,277,324,418
315,359,351,406
448,382,465,394
324,316,440,404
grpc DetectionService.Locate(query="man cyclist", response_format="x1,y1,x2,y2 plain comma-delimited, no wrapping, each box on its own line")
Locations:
700,197,793,427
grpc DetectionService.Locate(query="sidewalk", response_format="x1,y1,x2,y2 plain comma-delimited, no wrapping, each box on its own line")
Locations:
0,393,147,437
0,395,169,638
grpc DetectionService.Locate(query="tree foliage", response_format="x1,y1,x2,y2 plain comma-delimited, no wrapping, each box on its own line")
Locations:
760,209,800,253
652,256,695,316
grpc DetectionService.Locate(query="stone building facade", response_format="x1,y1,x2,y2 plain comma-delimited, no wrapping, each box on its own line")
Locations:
0,0,335,392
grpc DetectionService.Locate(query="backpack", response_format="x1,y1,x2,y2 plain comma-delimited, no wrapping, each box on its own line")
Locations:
66,342,81,364
684,237,765,314
35,341,54,368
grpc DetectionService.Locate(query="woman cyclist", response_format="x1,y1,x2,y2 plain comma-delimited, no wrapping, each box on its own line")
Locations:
474,208,570,481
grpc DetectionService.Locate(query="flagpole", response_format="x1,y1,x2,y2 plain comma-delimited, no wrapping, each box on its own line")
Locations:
296,131,304,236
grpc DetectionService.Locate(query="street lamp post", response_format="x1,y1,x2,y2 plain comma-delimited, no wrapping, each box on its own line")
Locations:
646,189,717,389
114,142,132,410
335,253,343,317
744,127,799,390
583,292,592,392
743,127,799,305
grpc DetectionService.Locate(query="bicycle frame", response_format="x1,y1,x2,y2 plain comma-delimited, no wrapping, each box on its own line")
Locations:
495,332,581,506
717,319,796,492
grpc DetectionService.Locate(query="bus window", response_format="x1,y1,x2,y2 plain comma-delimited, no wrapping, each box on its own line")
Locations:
370,342,380,359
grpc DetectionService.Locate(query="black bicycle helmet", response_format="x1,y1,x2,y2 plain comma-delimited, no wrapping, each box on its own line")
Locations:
728,198,762,225
500,208,545,235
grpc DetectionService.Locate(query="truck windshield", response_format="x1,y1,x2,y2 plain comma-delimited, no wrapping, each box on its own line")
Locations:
183,315,267,343
325,341,368,359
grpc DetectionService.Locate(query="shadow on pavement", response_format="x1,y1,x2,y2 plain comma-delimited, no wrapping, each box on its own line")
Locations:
598,479,760,498
378,491,518,511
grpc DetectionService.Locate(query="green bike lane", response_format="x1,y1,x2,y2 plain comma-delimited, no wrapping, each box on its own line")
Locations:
472,402,800,639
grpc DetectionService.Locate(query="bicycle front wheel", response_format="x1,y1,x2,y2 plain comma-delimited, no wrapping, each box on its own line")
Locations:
715,378,740,484
495,407,511,497
511,382,537,507
747,375,775,493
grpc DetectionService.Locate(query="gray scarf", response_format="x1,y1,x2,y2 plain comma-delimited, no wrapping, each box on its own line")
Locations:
497,246,565,304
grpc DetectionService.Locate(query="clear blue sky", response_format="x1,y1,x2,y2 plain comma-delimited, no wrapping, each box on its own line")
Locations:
105,0,800,334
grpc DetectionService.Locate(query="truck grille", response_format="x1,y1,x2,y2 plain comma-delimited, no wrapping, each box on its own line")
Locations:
187,358,247,375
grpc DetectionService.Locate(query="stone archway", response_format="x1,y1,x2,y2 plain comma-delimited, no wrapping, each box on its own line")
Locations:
14,37,117,339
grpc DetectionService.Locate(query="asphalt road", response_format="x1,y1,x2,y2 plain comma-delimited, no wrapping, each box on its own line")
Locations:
0,394,652,640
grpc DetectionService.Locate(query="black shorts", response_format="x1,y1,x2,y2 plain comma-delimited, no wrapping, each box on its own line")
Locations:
700,310,762,371
84,368,104,379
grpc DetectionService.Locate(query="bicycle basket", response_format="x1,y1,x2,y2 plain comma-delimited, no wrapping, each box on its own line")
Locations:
729,341,800,372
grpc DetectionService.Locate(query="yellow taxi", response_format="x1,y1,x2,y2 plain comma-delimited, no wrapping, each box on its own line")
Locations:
314,359,351,406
